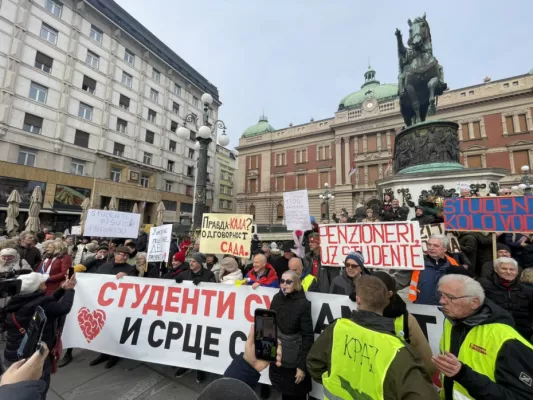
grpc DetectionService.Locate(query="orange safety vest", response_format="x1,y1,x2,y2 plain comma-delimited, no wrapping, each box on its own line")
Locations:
408,254,459,302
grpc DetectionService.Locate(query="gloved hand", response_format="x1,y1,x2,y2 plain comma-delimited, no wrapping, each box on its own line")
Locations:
175,276,183,284
73,264,86,273
192,277,202,286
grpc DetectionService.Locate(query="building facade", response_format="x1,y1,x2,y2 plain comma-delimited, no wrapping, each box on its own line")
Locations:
0,0,220,231
236,67,533,224
213,144,237,213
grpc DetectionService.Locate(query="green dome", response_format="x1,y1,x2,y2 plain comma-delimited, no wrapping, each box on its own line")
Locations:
339,66,398,110
242,115,275,137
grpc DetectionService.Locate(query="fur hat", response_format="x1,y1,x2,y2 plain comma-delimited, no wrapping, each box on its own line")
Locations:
221,257,238,273
269,242,281,255
19,273,48,294
0,248,18,257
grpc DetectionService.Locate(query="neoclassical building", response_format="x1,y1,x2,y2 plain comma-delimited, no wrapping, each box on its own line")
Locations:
236,67,533,224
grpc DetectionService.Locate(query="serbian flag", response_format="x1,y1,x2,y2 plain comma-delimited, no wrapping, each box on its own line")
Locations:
348,161,358,178
384,158,393,175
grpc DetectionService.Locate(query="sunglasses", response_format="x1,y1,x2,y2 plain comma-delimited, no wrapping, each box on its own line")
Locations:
280,279,293,285
345,262,360,269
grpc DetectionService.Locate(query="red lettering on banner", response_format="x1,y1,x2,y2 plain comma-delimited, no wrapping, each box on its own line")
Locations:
217,291,236,320
117,283,134,307
262,295,271,310
97,282,116,306
182,288,199,315
244,294,262,323
165,287,181,313
131,284,150,308
142,285,165,316
201,289,217,317
220,241,247,257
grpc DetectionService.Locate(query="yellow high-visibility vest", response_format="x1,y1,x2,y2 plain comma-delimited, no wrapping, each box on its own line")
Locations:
301,274,316,291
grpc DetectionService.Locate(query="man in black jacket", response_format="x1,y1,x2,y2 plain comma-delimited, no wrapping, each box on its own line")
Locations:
136,231,148,253
433,274,533,400
174,252,215,382
16,232,42,270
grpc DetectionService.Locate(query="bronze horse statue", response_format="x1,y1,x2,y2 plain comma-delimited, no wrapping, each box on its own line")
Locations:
396,13,447,126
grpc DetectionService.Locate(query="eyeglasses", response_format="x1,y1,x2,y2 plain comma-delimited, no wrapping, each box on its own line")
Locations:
280,279,293,285
437,291,472,302
345,262,360,269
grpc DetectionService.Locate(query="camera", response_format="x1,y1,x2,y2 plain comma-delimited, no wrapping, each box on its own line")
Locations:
0,269,31,298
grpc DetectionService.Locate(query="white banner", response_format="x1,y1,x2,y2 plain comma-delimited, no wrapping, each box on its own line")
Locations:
147,225,172,262
83,210,141,238
283,190,312,231
319,221,425,270
63,275,444,396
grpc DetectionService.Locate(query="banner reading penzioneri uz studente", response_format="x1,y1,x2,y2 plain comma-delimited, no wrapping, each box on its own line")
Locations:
63,275,444,397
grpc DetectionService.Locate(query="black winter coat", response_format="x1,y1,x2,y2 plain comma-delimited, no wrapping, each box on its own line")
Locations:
97,261,138,276
175,267,215,283
161,262,190,279
479,272,533,340
1,289,75,362
16,245,42,270
269,290,314,396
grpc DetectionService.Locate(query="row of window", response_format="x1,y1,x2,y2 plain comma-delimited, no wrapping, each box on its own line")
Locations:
219,185,233,195
220,171,234,182
247,171,331,193
219,200,233,210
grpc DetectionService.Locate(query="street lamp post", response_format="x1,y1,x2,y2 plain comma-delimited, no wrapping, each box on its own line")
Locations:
318,183,335,222
511,165,533,195
177,93,230,231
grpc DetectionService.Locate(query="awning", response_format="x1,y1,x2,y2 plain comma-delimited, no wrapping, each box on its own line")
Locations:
0,207,81,215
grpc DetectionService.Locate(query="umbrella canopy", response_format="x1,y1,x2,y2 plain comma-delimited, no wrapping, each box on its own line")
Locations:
155,201,166,226
25,186,43,233
80,197,91,235
6,190,21,235
132,203,139,213
103,206,108,211
108,196,118,211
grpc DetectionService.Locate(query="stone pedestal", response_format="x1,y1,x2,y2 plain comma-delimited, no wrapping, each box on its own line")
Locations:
376,167,508,219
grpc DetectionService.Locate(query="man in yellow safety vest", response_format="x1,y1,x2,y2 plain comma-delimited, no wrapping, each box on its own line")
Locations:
433,274,533,399
288,257,317,292
307,275,439,400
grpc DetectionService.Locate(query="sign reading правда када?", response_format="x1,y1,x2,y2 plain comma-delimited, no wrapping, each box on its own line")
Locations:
283,190,312,231
147,224,172,262
444,196,533,233
200,213,253,257
83,209,141,238
319,221,424,270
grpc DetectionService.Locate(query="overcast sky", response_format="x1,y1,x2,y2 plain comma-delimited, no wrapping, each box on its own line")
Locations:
115,0,533,148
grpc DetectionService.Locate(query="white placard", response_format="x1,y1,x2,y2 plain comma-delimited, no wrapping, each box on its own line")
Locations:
63,275,444,398
71,226,81,235
83,209,141,238
283,190,312,231
147,224,172,262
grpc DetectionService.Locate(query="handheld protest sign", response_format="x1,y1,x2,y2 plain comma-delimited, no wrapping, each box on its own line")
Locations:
147,224,172,262
319,221,425,270
419,223,460,253
200,213,254,257
283,190,312,231
83,209,141,238
444,196,533,233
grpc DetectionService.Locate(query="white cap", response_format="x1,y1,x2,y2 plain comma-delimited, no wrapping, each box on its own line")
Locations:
18,273,48,294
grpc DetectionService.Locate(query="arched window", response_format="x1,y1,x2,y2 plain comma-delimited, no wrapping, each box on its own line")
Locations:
249,205,256,218
276,204,284,219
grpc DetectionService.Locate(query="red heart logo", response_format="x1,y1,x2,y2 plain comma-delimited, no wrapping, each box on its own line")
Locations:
77,307,106,343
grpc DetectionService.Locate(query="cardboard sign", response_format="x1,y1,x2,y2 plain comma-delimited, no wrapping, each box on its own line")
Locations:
419,223,461,253
147,224,172,262
319,221,424,270
71,226,82,236
444,196,533,233
200,213,253,257
283,190,312,231
62,275,445,398
83,209,141,238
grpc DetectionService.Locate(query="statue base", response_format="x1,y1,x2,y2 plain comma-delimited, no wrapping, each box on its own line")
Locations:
394,120,462,174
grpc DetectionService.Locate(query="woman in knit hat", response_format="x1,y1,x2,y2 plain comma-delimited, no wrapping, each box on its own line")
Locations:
219,257,243,285
329,251,369,295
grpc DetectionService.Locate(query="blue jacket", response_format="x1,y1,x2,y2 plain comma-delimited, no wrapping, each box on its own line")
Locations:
415,255,452,305
224,354,261,389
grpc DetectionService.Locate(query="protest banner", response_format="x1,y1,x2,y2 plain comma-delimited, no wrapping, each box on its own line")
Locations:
319,221,424,269
62,275,444,397
71,226,81,236
147,224,172,262
83,209,141,238
444,196,533,233
200,213,253,257
419,223,460,253
283,190,312,231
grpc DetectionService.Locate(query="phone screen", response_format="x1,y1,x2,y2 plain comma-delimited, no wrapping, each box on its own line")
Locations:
68,267,75,279
17,306,47,360
254,309,277,362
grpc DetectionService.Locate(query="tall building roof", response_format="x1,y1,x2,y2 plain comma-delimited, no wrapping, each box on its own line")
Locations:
242,115,275,138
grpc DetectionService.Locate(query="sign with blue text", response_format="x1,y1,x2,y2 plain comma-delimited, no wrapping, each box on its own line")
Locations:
83,209,141,238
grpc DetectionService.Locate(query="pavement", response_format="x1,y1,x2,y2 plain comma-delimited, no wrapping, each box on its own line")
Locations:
49,349,281,400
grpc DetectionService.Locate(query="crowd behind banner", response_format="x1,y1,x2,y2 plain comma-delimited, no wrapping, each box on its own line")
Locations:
0,187,532,399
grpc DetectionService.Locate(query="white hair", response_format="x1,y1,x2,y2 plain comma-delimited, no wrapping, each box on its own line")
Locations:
494,257,518,271
429,234,449,249
438,274,485,304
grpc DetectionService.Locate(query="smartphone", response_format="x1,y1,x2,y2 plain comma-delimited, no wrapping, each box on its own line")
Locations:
68,267,75,279
17,306,47,360
254,309,277,362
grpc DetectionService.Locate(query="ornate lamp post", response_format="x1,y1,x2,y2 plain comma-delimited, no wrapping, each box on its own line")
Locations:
177,93,230,230
511,165,533,195
319,183,335,222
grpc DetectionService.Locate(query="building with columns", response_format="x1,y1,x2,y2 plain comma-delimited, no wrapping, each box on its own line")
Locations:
236,67,533,224
0,0,220,232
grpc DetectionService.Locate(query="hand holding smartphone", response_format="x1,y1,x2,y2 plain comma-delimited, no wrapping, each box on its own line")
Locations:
16,306,47,360
254,309,278,362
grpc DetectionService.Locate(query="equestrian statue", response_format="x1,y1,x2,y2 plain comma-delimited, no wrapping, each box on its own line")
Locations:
396,13,447,126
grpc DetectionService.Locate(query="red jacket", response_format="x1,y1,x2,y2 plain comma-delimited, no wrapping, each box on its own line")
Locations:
246,264,279,288
37,255,71,296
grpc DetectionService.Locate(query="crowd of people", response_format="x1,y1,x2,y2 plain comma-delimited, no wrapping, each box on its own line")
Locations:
0,201,532,400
